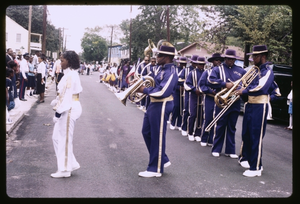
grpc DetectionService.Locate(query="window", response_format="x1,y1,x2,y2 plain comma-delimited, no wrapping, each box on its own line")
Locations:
16,33,21,42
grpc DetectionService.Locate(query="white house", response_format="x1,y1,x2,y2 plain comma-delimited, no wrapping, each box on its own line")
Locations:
6,15,42,55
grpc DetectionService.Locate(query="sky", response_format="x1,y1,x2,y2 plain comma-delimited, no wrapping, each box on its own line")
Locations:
47,5,141,53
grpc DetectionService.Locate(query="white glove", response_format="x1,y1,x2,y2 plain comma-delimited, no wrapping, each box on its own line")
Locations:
53,116,59,123
50,99,58,107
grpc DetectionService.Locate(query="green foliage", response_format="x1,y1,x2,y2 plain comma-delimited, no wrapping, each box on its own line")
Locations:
200,5,292,65
6,5,62,54
120,5,204,61
80,27,108,63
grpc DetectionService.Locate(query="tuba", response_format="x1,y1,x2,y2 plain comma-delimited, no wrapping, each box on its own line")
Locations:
114,74,155,106
205,65,260,132
144,39,157,58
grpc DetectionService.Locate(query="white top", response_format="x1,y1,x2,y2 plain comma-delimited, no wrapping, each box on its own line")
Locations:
33,54,39,67
54,68,83,114
19,58,29,79
287,90,292,102
110,66,119,78
37,61,46,79
52,59,62,75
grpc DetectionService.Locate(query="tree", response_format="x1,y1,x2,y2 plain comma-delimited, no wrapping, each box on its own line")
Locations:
6,5,62,54
200,5,292,65
120,5,203,61
80,27,108,63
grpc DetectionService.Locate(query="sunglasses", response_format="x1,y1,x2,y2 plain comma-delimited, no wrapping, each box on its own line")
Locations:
151,61,156,63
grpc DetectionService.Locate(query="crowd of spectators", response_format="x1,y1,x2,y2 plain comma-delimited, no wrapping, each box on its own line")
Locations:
5,48,56,125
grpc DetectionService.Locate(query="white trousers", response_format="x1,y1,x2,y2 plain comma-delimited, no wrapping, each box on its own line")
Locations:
52,101,82,172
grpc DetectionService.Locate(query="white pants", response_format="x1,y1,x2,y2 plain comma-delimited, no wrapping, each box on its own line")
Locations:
52,101,82,172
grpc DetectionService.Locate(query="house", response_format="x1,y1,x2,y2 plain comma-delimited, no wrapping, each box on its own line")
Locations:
5,15,42,55
108,44,130,65
178,41,245,66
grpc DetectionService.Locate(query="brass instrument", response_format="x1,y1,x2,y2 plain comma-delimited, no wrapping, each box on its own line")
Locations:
144,39,157,57
114,74,155,106
205,65,260,132
156,39,178,56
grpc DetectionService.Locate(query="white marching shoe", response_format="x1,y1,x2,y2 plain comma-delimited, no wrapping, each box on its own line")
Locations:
50,171,71,178
181,130,188,136
212,152,220,157
138,171,162,178
239,160,250,168
188,135,195,141
194,136,201,142
164,161,171,168
169,124,176,130
225,154,239,159
200,142,207,146
243,169,262,177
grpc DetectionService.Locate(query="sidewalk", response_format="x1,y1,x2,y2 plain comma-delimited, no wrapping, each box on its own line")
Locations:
6,77,55,137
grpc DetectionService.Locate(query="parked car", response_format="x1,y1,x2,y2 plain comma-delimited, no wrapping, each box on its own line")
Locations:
240,64,292,122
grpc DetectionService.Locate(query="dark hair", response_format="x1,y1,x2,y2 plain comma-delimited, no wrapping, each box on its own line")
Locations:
62,51,80,69
6,68,14,77
7,60,17,69
39,55,46,61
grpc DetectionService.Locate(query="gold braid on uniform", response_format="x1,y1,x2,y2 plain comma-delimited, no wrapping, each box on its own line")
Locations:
53,76,72,111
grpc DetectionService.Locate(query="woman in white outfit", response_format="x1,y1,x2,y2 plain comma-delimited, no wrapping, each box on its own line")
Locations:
50,51,83,178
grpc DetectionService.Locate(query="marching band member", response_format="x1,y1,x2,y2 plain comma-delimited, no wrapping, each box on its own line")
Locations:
208,49,246,158
50,51,82,178
199,53,224,146
145,57,158,109
235,45,280,177
136,56,150,110
178,55,198,136
170,57,187,131
184,57,205,142
120,60,130,91
136,45,178,178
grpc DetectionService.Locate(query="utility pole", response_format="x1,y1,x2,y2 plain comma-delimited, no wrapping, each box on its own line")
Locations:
129,5,132,62
27,5,32,54
42,5,47,54
109,26,113,63
167,5,170,42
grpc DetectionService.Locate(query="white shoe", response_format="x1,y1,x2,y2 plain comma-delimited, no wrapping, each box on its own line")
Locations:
243,170,262,177
188,135,195,141
50,171,71,178
167,120,170,124
212,152,220,157
72,164,80,171
181,130,188,136
138,171,162,178
164,161,171,168
139,106,144,110
200,142,207,147
239,160,250,168
225,154,239,159
169,125,175,130
177,127,182,131
207,143,213,147
195,136,201,142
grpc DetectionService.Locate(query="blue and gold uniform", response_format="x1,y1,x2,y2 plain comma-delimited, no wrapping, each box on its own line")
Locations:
184,57,206,141
141,62,178,175
238,45,281,177
208,50,246,157
178,55,198,136
199,68,216,146
170,62,184,130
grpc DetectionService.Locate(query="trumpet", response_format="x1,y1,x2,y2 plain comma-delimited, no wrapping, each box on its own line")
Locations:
115,73,155,106
205,65,260,132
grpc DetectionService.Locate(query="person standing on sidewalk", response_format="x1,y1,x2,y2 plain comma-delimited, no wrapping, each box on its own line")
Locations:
36,55,46,103
19,53,30,101
50,50,82,178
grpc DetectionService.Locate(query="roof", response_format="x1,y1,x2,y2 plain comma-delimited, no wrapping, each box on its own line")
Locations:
178,41,245,60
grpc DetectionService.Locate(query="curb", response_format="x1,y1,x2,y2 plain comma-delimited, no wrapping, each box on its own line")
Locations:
6,79,55,136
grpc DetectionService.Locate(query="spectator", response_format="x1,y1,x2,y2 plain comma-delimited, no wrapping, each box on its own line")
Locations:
36,55,46,103
6,68,15,111
32,51,40,68
6,48,14,65
19,53,30,101
7,60,19,101
286,81,293,130
27,56,36,97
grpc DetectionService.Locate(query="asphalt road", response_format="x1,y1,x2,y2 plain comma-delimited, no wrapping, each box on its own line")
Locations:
6,72,293,198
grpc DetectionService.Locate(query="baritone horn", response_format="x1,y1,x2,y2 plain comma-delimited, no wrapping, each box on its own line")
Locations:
205,65,260,132
115,74,155,106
